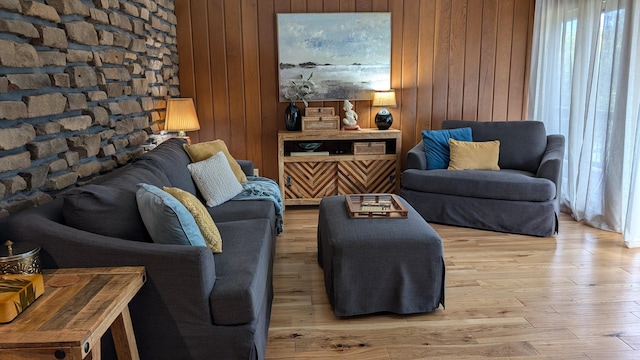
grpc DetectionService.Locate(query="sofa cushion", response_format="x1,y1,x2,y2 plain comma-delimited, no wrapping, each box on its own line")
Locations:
448,139,500,170
188,151,243,207
443,120,547,173
136,183,207,246
164,186,222,253
183,139,248,183
401,168,556,202
210,218,274,325
63,162,171,242
207,199,276,224
136,138,198,195
421,127,472,169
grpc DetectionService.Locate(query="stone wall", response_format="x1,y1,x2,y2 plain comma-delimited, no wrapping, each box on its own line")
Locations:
0,0,179,217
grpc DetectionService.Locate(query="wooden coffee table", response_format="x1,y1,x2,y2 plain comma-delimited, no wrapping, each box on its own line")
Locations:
0,266,145,359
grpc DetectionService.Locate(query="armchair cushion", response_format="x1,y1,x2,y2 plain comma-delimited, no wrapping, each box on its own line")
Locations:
448,139,500,170
421,127,472,169
401,168,556,202
443,120,547,173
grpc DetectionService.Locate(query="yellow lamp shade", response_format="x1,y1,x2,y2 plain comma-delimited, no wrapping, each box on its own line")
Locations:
372,90,396,130
372,90,397,108
164,98,200,136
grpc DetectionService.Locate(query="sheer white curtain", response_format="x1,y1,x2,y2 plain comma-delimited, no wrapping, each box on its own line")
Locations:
529,0,640,247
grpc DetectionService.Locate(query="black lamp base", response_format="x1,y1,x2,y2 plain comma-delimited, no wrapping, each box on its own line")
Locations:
375,110,393,130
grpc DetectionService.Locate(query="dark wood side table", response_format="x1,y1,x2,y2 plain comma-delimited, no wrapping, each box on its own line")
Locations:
0,266,146,360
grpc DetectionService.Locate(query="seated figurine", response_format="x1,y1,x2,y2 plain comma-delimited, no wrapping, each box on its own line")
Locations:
342,100,360,130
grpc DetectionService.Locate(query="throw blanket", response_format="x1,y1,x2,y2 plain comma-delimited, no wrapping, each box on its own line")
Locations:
232,176,284,235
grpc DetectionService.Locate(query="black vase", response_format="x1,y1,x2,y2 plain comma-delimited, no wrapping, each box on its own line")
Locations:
375,108,393,130
285,103,301,131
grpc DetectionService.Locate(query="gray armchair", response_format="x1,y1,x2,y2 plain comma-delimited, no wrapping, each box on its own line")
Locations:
400,120,565,237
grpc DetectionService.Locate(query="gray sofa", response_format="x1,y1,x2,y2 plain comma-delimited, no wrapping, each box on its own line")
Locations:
400,120,565,237
1,138,278,359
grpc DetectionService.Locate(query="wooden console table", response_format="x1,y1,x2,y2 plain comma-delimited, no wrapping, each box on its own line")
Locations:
0,266,146,360
278,129,402,206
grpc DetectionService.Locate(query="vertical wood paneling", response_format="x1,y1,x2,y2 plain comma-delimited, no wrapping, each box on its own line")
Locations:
400,0,420,168
174,1,194,97
324,0,340,12
508,0,531,120
431,0,451,130
356,0,372,11
493,0,515,121
225,0,247,158
190,0,214,143
241,0,262,168
414,0,435,143
340,0,356,12
176,0,535,178
447,0,467,120
462,0,483,121
208,0,231,141
290,0,306,12
389,0,403,133
478,0,498,120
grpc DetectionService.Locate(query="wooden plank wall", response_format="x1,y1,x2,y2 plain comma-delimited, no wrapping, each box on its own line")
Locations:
175,0,535,180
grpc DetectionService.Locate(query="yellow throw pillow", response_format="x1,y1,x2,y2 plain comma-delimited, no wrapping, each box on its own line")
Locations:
183,139,248,183
163,186,222,253
448,138,500,170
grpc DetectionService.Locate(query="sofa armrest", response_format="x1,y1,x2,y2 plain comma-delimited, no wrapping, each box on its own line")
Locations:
3,200,217,326
536,134,565,195
237,160,254,177
407,142,427,170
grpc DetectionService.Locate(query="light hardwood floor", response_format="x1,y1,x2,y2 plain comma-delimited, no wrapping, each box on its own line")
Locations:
267,208,640,359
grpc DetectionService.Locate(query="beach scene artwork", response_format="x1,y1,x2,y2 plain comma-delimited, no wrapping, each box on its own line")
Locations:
277,13,391,101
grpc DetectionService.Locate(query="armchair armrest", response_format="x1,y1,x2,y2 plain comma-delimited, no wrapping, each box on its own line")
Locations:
536,134,565,196
407,142,427,170
237,160,254,177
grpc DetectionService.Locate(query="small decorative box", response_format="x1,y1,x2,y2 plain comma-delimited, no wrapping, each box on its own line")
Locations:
0,240,41,275
305,107,335,116
0,273,45,323
353,141,386,155
301,115,340,131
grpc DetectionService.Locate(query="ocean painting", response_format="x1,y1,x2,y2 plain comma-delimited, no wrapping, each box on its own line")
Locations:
277,13,391,101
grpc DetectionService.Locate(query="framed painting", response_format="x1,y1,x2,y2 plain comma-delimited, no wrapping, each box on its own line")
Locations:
277,12,391,102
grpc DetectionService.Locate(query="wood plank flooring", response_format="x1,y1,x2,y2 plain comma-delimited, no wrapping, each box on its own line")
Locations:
267,208,640,359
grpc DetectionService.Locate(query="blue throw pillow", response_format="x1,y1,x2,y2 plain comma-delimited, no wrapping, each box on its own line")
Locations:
422,127,473,169
135,183,207,247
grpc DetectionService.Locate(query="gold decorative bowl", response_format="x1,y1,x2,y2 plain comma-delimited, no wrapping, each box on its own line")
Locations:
0,241,41,275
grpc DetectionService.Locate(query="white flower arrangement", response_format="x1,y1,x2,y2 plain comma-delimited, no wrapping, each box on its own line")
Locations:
282,73,315,107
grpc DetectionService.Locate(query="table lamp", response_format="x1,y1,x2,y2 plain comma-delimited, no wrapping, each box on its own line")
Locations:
164,98,200,143
372,90,396,130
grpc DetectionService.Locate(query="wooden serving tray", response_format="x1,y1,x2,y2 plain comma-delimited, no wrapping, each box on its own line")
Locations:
345,194,408,219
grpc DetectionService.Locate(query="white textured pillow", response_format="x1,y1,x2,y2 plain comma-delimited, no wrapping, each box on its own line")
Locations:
187,151,243,207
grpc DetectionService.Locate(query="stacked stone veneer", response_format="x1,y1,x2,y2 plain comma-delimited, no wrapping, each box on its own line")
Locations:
0,0,179,217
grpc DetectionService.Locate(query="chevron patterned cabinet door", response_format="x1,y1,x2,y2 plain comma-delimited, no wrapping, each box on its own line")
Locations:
338,160,396,194
284,162,338,200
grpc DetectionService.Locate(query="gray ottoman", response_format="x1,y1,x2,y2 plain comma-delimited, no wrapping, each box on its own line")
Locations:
317,195,445,317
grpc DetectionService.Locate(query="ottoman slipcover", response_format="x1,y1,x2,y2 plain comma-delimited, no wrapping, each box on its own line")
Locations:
317,195,445,317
